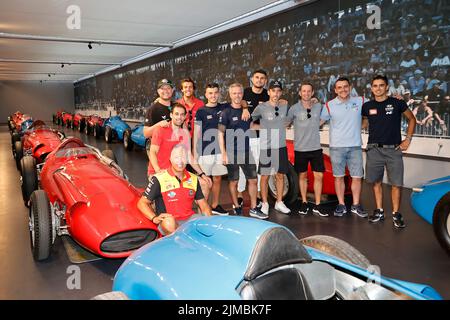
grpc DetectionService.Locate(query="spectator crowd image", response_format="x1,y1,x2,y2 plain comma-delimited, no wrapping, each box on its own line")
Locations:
75,0,449,138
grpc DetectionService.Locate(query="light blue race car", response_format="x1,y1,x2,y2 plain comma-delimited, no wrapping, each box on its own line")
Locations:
103,115,131,143
94,216,442,300
123,123,148,151
411,175,450,255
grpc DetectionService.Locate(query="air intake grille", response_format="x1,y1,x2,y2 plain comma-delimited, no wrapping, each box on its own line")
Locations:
100,229,158,253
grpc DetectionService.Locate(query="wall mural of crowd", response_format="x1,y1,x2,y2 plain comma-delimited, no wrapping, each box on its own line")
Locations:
75,0,449,138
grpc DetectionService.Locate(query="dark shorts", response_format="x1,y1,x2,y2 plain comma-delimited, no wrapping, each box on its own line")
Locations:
258,147,289,175
294,149,325,173
226,152,257,181
365,146,404,186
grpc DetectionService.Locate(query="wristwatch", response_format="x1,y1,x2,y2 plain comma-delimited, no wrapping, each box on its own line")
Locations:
405,135,413,141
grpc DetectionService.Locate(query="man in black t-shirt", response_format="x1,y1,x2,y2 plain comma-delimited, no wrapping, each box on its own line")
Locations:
143,79,175,140
362,75,416,229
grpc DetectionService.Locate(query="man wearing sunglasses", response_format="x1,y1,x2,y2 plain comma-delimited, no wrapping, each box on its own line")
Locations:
251,80,291,216
287,83,328,217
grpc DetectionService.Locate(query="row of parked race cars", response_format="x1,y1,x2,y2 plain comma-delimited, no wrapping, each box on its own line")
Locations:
53,110,148,151
5,110,447,300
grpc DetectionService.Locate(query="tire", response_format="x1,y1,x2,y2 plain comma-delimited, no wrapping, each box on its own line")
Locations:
102,149,117,163
94,123,102,139
268,163,299,205
91,291,129,300
65,119,70,128
105,126,113,143
29,190,53,261
52,115,56,124
11,132,20,155
21,156,38,207
123,129,134,151
433,192,450,255
85,123,90,135
300,235,371,269
78,119,85,132
14,141,23,171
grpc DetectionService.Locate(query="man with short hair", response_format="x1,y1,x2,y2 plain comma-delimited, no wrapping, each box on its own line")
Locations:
149,103,212,189
252,80,291,216
287,83,327,217
218,83,264,219
193,83,228,215
137,144,211,235
320,77,367,218
362,75,416,228
176,78,204,137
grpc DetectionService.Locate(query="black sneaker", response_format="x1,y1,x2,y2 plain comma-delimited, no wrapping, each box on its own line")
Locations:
212,205,229,216
312,204,329,217
298,202,309,215
393,212,406,229
238,197,244,208
233,204,243,216
350,204,368,218
368,209,385,223
249,207,268,220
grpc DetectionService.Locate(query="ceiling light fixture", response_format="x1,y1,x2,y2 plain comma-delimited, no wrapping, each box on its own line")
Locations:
88,42,92,49
61,63,64,68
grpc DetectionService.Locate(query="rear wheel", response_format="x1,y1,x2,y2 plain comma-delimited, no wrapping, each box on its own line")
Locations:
65,119,71,128
123,129,134,151
85,123,90,135
21,156,38,207
268,163,299,205
102,149,117,163
94,123,102,139
11,132,20,156
105,126,113,143
433,193,450,255
78,119,85,132
300,235,371,269
29,190,53,261
14,141,23,170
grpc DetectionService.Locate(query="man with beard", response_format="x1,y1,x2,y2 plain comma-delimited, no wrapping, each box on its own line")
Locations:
143,79,174,139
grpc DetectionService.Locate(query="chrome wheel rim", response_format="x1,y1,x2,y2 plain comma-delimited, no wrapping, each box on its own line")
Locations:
29,206,35,247
446,211,450,237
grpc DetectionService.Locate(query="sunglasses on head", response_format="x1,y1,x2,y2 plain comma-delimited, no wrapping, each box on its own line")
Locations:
275,106,279,117
307,108,311,119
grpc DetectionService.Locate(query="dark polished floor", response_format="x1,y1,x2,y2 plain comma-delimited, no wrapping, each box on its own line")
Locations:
0,124,449,299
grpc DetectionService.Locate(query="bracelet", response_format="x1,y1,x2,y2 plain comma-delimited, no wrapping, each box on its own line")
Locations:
405,135,412,141
151,216,158,223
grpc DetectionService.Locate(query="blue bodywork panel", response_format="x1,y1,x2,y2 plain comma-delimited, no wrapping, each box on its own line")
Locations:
130,123,147,148
103,116,131,141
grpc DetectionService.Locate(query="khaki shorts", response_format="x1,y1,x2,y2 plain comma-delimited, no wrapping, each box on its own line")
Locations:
198,154,228,176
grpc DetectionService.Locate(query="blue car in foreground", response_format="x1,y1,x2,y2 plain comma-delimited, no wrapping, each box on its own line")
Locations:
411,175,450,255
123,123,148,151
94,216,442,300
103,115,131,143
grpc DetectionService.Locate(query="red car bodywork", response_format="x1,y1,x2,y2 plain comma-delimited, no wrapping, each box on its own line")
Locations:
22,120,63,163
13,114,32,131
86,114,104,127
285,140,351,195
72,113,85,127
40,138,160,258
61,112,73,127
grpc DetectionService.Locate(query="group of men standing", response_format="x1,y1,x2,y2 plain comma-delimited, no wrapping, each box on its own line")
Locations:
136,69,416,235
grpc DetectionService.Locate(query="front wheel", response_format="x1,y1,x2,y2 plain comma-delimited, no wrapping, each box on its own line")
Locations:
268,163,299,205
123,129,134,151
14,141,23,171
105,126,113,143
85,123,90,135
29,190,53,261
300,235,371,269
21,156,38,207
433,193,450,255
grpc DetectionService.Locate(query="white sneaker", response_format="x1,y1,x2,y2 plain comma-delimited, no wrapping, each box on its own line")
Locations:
261,202,269,215
275,201,291,214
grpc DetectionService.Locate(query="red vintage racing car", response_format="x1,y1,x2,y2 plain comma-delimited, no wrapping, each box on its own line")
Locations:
84,114,104,138
22,137,160,261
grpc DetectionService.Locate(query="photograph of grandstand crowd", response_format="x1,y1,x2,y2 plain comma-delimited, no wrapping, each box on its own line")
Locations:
75,0,449,141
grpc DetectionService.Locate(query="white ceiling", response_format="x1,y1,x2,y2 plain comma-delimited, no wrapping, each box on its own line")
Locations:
0,0,285,82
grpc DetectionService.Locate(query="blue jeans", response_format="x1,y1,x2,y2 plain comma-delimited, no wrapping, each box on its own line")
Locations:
329,147,363,178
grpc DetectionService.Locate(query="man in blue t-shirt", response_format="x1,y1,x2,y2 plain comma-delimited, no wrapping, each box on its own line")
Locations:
362,75,416,229
193,83,228,216
218,83,265,219
320,77,367,218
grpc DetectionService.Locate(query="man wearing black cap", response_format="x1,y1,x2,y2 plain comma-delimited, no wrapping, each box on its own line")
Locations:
251,80,291,217
143,79,175,140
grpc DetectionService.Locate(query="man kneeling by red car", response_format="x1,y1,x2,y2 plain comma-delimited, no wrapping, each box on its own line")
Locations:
137,144,211,235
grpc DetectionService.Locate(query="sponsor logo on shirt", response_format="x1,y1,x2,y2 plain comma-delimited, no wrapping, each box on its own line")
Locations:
189,190,194,197
385,104,394,115
232,116,238,121
168,191,176,198
207,115,213,120
162,115,167,120
369,109,378,115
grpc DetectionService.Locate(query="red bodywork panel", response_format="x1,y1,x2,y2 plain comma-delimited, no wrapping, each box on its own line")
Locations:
62,112,73,123
86,115,104,127
40,138,160,258
22,121,63,163
72,113,85,127
285,140,351,195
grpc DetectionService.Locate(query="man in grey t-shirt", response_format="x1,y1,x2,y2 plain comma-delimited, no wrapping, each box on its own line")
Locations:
287,82,328,217
252,80,291,216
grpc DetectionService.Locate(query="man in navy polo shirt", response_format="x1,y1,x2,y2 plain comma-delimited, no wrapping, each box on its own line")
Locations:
362,75,416,228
